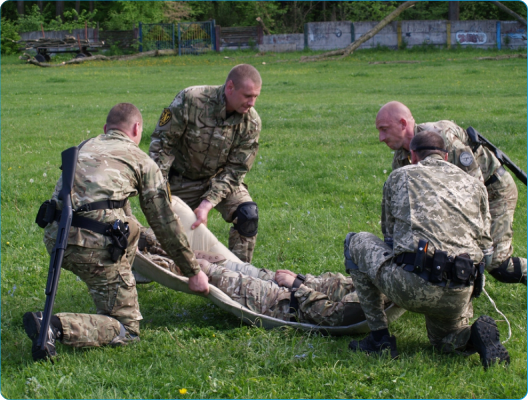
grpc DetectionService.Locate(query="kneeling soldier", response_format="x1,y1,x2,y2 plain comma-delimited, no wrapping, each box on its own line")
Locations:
25,103,209,362
346,131,510,368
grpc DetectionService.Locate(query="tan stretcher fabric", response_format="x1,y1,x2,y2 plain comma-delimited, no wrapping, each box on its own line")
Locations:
132,197,406,335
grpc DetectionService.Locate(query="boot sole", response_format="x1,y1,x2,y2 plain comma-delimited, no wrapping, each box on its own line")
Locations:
471,316,510,368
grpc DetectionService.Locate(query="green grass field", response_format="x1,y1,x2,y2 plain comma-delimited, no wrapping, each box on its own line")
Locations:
1,47,527,399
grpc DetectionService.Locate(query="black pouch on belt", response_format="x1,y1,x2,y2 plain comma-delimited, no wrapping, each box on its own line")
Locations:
452,255,473,284
429,249,448,284
35,200,57,228
108,219,130,262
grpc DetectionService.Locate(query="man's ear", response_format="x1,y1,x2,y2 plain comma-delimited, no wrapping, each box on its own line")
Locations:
444,152,448,161
400,118,407,129
225,79,235,94
410,150,419,164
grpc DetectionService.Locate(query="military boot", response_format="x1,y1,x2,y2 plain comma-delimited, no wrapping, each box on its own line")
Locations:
349,332,399,359
469,315,510,369
23,311,61,362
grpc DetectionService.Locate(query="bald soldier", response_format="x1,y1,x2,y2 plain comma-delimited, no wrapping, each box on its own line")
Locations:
25,103,208,362
375,101,526,285
149,64,262,263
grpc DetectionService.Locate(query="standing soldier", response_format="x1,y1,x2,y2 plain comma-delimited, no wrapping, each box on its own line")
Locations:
149,64,262,263
375,101,526,285
25,103,208,361
346,131,509,368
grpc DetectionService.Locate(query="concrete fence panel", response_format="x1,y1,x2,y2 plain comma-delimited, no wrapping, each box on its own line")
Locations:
451,20,497,48
304,21,353,50
353,21,398,49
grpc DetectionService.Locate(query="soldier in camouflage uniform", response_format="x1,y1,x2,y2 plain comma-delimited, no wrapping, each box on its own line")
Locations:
376,101,526,285
149,64,262,263
194,254,373,327
347,131,510,368
23,103,209,362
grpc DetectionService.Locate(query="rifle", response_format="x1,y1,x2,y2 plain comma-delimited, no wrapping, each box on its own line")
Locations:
466,126,527,186
36,146,79,359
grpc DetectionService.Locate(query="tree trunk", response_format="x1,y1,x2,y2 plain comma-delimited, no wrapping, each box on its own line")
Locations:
75,1,81,19
56,1,64,18
491,1,527,26
37,1,43,12
448,2,460,21
89,1,94,12
17,1,24,15
301,1,418,62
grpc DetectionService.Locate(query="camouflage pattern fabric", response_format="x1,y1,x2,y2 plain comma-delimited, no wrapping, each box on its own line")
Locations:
349,232,473,352
167,174,257,262
197,262,362,326
44,130,199,277
149,85,261,207
390,120,525,277
350,155,492,351
44,232,141,347
42,130,201,348
149,85,260,262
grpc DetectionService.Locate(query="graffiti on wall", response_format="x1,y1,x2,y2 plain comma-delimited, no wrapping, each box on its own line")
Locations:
455,31,487,44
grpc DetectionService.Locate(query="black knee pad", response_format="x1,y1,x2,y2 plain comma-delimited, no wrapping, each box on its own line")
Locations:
233,202,258,237
489,257,526,285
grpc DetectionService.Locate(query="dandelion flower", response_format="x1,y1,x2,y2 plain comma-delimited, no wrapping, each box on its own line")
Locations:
6,242,10,245
43,173,47,177
179,388,187,395
383,170,387,174
30,179,34,183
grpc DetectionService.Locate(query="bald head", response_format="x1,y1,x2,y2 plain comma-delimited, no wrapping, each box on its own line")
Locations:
375,101,416,151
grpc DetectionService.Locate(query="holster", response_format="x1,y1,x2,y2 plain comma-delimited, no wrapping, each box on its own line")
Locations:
472,263,486,298
108,219,130,263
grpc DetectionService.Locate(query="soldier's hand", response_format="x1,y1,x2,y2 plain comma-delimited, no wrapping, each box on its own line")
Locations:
192,200,214,230
188,270,210,295
275,270,297,288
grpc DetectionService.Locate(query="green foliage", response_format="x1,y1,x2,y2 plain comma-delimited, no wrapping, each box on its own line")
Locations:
102,1,165,30
0,17,21,55
1,48,526,399
14,4,46,33
46,9,97,33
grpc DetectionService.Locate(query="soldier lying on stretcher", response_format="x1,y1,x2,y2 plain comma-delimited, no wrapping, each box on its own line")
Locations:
138,229,392,327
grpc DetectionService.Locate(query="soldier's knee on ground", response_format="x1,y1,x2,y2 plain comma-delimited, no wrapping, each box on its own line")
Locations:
488,257,527,285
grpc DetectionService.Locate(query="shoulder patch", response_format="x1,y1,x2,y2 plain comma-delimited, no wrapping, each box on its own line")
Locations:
459,151,474,167
158,108,172,127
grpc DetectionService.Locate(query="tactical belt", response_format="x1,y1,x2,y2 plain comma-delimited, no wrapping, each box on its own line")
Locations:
37,198,128,235
289,274,306,322
396,252,476,288
485,166,506,187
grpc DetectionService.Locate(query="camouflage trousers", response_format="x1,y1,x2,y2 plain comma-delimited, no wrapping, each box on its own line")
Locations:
170,175,257,262
348,232,473,352
201,260,363,326
486,171,526,279
43,220,141,348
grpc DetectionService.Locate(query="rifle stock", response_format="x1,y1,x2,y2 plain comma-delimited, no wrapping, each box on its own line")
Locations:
466,126,527,186
37,146,79,354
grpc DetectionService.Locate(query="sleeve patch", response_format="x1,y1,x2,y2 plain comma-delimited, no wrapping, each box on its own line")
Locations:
158,108,172,127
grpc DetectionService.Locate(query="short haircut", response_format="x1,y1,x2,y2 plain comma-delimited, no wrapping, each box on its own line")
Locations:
226,64,262,88
106,103,142,131
410,131,447,160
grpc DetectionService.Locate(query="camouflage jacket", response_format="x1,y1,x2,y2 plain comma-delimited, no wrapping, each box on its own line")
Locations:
392,120,502,182
149,85,261,207
44,130,200,277
383,154,493,262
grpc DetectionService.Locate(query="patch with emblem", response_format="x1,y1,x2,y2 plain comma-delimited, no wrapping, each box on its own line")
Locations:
459,151,474,167
158,108,172,127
